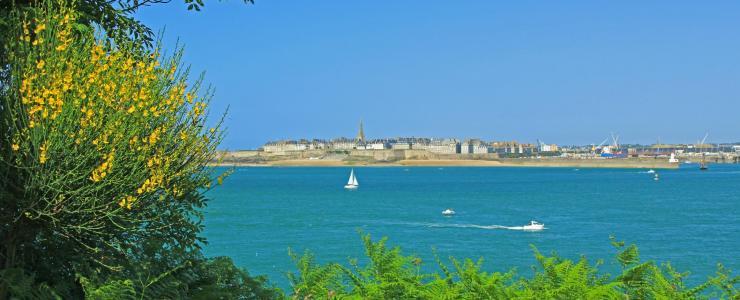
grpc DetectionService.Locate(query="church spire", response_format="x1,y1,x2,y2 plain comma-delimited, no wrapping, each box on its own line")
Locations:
356,120,365,143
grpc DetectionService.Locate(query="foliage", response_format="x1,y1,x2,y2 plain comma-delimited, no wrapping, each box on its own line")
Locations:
0,0,254,65
187,256,282,300
0,2,263,298
0,268,62,299
79,256,282,299
285,233,738,299
287,249,344,299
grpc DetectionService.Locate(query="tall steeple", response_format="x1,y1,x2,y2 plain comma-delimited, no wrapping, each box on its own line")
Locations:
356,120,365,143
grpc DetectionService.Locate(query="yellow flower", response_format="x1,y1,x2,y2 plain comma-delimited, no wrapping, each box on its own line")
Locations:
36,60,45,69
39,143,48,164
35,23,46,32
148,129,160,144
91,151,115,182
11,144,19,151
118,195,136,210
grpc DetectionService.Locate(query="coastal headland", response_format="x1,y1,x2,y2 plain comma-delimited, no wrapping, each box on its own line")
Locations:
213,150,678,169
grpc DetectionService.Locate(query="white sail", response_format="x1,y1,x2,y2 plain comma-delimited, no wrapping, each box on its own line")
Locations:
347,169,355,185
352,172,359,186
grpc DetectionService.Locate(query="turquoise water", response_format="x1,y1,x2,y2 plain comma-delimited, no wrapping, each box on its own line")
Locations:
203,165,740,289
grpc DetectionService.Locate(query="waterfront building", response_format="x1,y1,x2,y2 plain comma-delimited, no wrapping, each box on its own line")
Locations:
391,142,411,150
460,140,473,154
473,143,489,154
364,139,388,150
263,140,308,152
308,139,328,150
538,143,559,152
461,139,489,154
489,141,515,154
332,137,358,150
427,139,460,154
262,142,281,153
411,142,428,150
408,137,431,150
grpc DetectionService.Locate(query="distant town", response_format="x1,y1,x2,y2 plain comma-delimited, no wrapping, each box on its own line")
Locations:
260,122,738,158
218,122,740,167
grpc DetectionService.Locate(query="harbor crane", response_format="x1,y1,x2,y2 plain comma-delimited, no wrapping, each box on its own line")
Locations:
697,132,709,146
696,132,710,170
592,137,609,153
610,132,620,149
696,132,711,155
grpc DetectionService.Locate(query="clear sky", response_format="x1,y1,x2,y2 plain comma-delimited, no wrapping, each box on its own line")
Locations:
137,1,740,149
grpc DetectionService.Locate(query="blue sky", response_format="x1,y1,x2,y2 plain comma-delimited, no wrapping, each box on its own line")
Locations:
137,1,740,149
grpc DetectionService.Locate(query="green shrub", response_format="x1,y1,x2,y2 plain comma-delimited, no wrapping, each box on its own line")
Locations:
0,2,237,298
286,234,738,299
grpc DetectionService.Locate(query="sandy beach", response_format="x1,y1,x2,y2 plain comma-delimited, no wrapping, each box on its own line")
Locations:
211,158,678,169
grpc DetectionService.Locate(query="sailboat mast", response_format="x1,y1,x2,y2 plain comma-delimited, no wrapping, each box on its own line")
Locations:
347,169,355,185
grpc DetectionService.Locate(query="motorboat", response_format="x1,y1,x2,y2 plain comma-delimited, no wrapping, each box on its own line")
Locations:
344,169,359,189
646,169,655,174
522,220,545,231
654,173,659,181
442,209,455,216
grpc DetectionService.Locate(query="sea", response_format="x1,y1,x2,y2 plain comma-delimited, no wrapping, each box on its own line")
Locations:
203,164,740,290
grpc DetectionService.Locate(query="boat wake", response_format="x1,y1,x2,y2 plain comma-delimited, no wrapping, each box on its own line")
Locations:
402,222,544,231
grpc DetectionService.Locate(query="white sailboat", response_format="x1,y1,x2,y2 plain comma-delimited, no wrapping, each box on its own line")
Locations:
344,169,359,189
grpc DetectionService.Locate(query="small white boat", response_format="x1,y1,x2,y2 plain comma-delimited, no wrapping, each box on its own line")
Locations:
522,220,545,231
646,169,656,174
442,209,456,216
654,173,659,181
344,169,359,189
